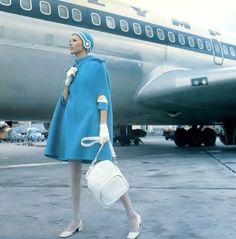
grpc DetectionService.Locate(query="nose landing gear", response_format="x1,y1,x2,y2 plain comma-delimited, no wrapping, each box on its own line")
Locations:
113,125,146,146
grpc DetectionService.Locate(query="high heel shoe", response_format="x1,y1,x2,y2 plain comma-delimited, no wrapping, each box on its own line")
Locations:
126,214,142,239
59,220,83,238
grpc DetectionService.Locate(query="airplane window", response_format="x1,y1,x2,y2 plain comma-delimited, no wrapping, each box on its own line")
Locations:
157,29,165,40
20,0,32,11
133,23,142,35
197,39,204,49
205,41,212,51
145,26,153,38
106,16,115,29
222,45,229,55
0,0,11,6
72,8,82,22
178,34,185,45
213,42,220,53
91,13,101,26
40,1,51,15
230,47,236,57
168,31,175,43
188,36,195,47
58,5,69,19
120,20,129,32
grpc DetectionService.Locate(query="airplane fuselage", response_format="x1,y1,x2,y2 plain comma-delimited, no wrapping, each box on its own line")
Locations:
1,0,236,126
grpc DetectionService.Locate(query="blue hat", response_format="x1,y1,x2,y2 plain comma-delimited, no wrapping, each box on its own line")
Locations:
74,32,94,52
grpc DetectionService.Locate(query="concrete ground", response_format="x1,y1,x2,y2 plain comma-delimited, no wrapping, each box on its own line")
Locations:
0,136,236,239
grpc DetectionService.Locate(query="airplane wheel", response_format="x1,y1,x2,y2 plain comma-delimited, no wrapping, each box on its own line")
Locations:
126,138,131,146
119,137,131,146
174,128,187,147
187,128,202,147
134,138,139,145
202,128,216,146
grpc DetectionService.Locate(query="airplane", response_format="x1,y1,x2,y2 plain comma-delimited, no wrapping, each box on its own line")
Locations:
0,0,236,147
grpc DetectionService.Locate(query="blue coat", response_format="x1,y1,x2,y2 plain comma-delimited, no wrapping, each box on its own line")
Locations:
44,55,113,163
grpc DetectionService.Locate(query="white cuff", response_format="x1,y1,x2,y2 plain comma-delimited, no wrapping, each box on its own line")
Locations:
97,95,108,104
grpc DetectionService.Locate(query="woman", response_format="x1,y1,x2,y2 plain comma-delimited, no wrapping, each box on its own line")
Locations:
44,32,141,239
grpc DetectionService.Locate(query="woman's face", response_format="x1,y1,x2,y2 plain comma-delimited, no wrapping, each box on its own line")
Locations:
69,34,86,56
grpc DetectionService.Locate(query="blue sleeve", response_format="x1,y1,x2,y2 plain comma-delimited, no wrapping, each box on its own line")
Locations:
92,62,111,111
98,102,108,110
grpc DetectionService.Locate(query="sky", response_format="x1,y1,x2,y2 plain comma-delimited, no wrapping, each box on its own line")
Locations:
118,0,236,34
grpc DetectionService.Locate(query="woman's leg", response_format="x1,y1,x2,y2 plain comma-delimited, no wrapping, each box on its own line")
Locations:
63,160,82,231
70,160,82,225
120,192,140,233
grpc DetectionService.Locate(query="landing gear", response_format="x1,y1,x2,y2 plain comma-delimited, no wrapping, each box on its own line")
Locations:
116,135,131,146
174,128,187,147
134,138,141,145
187,127,202,147
202,127,216,146
174,126,217,147
219,123,236,145
114,125,146,146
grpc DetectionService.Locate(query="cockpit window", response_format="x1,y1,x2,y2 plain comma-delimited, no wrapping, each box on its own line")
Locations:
0,0,11,6
40,1,51,15
20,0,32,11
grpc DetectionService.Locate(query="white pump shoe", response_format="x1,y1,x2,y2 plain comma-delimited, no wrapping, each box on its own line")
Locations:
59,220,83,238
126,214,142,239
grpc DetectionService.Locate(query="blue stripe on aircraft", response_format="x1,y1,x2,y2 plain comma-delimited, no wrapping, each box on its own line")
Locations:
0,0,236,61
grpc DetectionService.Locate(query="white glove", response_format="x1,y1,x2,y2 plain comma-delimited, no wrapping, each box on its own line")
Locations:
99,124,109,144
65,67,77,86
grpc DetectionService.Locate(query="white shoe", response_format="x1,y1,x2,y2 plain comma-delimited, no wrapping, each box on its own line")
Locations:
59,220,83,238
126,214,142,239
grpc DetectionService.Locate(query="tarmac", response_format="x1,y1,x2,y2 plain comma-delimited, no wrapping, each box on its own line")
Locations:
1,135,236,239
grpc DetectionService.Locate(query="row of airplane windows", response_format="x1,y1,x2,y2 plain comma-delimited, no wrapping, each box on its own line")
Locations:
1,0,236,58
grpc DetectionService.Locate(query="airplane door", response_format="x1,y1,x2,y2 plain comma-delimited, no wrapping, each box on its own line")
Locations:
211,38,224,65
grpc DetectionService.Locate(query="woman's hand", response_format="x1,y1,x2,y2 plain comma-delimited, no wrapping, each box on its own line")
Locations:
99,124,109,144
65,67,77,86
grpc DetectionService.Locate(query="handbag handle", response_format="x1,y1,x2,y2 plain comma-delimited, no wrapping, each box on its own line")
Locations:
81,137,117,165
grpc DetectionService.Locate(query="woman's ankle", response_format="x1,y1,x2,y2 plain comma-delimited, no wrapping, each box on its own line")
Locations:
128,211,139,220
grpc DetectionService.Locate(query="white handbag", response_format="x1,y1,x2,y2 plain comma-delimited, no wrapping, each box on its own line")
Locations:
81,137,129,208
